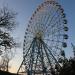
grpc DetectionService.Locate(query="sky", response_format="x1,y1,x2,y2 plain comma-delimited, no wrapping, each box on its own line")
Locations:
0,0,75,73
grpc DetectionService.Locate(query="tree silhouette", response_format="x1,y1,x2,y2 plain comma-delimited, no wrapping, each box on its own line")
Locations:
59,57,75,75
0,7,18,72
0,32,18,71
0,7,17,30
0,6,17,55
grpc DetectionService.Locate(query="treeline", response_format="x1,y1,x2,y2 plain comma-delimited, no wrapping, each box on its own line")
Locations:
0,70,17,75
59,58,75,75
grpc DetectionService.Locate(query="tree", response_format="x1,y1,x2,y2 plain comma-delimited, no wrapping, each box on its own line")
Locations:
59,57,75,75
0,31,18,71
0,6,17,54
0,7,17,30
0,6,18,72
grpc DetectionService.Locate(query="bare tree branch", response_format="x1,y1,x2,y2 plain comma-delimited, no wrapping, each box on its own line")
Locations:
0,7,17,31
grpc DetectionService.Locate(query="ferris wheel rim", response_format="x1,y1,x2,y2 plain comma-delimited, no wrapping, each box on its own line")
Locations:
23,0,68,60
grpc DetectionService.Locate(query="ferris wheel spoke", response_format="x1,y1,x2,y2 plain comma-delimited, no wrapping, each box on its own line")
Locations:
41,5,55,29
44,8,60,32
26,28,35,35
45,13,62,34
48,46,63,58
48,15,61,29
46,26,64,36
41,5,53,24
49,9,64,26
25,35,34,39
44,38,62,42
47,13,62,28
44,31,63,39
50,31,63,37
51,46,63,51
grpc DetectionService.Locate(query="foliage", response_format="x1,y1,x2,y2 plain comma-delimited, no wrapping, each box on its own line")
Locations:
0,6,18,72
59,58,75,75
0,6,17,55
0,7,17,31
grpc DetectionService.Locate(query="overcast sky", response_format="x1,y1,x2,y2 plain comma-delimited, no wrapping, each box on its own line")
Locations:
0,0,75,73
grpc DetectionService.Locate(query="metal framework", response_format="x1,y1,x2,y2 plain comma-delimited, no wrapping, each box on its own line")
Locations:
17,0,68,75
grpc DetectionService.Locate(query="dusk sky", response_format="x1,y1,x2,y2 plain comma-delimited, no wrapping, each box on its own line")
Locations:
0,0,75,73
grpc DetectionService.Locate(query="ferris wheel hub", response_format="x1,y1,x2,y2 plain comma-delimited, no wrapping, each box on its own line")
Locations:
35,32,43,40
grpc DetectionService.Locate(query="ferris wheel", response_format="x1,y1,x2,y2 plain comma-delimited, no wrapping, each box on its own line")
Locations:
17,0,68,75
